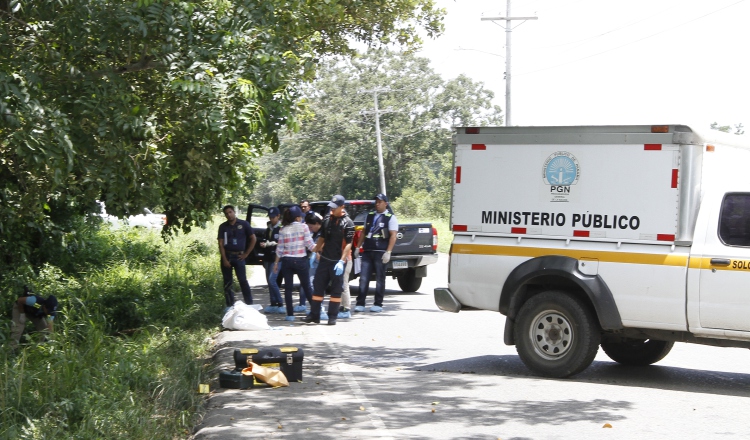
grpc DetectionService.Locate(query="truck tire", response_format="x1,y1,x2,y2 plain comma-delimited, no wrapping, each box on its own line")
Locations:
601,338,674,366
513,291,601,378
397,269,422,292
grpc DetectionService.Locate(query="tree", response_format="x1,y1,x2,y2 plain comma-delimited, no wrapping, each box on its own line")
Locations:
0,0,444,271
252,49,502,219
710,122,744,135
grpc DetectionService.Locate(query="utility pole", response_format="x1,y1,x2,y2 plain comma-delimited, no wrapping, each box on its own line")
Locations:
360,88,391,196
481,1,537,126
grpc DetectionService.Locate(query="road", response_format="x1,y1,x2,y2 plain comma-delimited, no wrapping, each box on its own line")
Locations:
193,254,750,440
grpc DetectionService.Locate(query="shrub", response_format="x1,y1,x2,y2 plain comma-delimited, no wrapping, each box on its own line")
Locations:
1,219,224,438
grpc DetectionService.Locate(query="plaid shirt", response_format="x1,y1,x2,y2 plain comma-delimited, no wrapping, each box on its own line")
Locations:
276,222,315,259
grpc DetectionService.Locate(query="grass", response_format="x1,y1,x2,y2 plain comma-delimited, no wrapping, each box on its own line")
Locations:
0,221,226,439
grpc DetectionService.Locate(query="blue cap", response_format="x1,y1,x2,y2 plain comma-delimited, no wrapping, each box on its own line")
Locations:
328,194,346,209
375,193,388,203
45,295,58,313
289,206,303,219
268,207,280,218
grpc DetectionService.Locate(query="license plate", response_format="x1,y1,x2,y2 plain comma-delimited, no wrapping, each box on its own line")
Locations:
392,260,408,269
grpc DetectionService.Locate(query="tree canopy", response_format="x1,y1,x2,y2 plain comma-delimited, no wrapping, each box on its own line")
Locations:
0,0,444,271
250,49,503,218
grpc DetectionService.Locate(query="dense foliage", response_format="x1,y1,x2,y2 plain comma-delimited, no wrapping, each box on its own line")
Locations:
0,0,444,273
0,221,223,438
250,49,503,219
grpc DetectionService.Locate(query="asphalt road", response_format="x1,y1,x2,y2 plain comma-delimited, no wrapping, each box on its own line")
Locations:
192,254,750,440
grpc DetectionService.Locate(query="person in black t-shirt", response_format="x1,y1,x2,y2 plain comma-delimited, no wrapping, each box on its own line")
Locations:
305,195,355,325
217,205,256,308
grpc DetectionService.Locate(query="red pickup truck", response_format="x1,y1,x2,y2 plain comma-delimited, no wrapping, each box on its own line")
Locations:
245,200,438,292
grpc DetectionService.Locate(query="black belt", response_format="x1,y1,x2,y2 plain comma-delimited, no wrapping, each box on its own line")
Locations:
227,251,243,255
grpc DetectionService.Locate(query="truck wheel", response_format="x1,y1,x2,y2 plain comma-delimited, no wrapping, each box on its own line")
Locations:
513,291,600,378
601,338,674,366
397,269,422,292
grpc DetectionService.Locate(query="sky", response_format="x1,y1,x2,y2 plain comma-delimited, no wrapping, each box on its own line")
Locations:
416,0,750,131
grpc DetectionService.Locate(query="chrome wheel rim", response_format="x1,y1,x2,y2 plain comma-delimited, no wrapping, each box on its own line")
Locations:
529,309,573,360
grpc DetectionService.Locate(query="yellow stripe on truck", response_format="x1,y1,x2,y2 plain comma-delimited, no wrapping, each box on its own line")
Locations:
452,243,689,267
689,258,750,271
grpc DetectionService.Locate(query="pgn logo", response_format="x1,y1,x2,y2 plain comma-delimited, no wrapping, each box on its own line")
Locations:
550,186,571,193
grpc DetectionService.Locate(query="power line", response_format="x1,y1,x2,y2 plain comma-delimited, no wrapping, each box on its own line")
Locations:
526,2,680,52
517,0,746,77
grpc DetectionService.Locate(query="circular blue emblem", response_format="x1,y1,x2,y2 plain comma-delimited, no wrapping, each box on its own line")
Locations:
543,153,579,185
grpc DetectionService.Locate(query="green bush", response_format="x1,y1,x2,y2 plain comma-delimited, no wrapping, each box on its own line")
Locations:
391,187,449,220
1,220,224,438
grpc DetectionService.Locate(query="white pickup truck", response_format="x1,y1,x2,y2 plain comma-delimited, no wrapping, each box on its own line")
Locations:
435,125,750,377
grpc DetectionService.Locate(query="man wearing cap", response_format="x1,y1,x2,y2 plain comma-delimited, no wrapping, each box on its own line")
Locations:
354,193,398,313
218,205,257,308
261,207,284,313
306,194,355,325
10,286,57,351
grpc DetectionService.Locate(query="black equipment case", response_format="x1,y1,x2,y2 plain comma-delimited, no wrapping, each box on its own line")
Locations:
219,369,258,389
233,346,305,382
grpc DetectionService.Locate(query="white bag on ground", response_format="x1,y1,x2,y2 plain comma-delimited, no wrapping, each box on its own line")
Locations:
222,301,270,330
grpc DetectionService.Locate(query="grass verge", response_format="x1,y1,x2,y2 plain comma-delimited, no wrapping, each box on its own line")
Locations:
1,221,226,439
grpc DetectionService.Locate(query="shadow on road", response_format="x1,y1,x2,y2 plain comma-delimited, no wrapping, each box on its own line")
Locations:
199,338,632,439
417,354,750,398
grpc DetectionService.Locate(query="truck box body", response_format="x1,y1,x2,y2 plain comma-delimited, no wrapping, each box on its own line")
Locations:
451,126,703,243
437,125,750,377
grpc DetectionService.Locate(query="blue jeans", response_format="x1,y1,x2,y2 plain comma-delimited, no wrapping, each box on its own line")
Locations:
356,251,385,307
281,256,313,316
221,254,253,306
264,260,283,306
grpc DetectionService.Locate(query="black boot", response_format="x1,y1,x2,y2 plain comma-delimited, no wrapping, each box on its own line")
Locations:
327,302,341,325
304,300,322,324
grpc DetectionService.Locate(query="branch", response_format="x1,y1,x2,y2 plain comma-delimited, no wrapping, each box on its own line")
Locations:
93,57,163,77
0,8,52,49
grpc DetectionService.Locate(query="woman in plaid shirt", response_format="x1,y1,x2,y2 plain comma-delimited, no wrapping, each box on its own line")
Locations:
273,205,316,321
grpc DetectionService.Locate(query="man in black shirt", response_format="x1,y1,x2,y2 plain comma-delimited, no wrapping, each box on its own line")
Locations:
306,195,355,325
218,205,256,308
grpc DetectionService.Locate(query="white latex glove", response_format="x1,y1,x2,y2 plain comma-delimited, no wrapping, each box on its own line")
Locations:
267,241,277,247
382,251,391,264
353,248,360,258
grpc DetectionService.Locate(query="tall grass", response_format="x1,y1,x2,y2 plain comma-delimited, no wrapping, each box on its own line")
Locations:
0,221,226,439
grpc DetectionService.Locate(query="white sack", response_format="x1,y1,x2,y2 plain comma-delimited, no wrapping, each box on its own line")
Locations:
222,301,270,331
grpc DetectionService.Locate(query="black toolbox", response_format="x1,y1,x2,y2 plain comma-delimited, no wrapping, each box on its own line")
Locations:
233,346,305,382
218,369,258,389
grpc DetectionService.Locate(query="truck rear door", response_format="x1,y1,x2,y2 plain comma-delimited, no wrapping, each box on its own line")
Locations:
245,204,271,265
393,223,435,255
